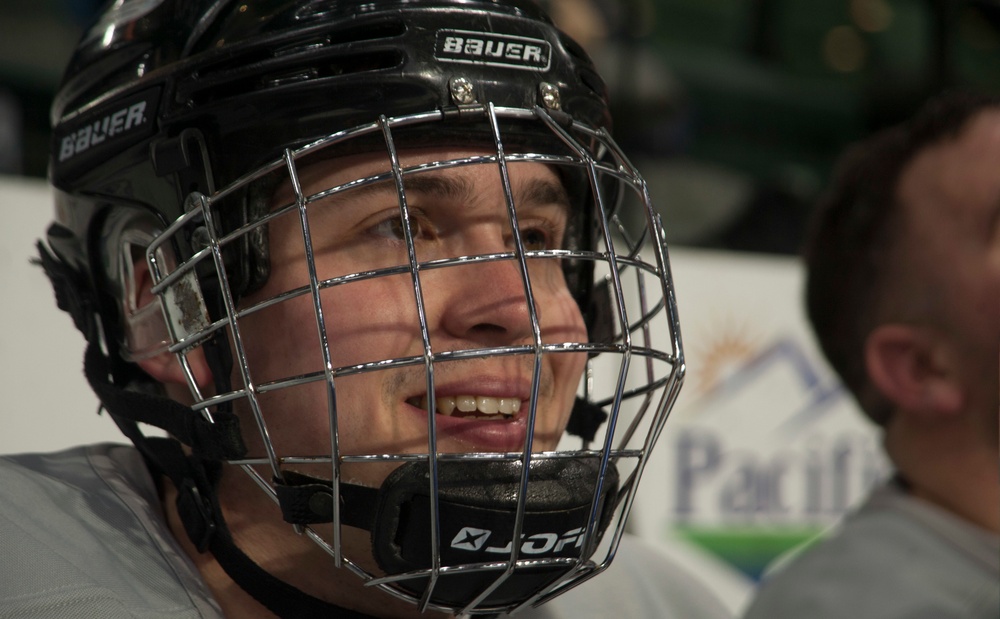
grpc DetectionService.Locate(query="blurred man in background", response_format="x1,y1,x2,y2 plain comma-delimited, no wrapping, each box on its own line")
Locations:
744,91,1000,618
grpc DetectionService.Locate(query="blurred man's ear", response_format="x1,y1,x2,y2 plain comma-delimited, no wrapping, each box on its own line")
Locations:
864,324,964,417
129,257,213,390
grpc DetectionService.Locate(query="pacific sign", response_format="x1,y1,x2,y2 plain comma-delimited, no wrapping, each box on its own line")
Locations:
646,335,889,582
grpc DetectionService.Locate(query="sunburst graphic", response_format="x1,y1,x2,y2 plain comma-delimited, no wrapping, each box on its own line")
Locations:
690,322,761,397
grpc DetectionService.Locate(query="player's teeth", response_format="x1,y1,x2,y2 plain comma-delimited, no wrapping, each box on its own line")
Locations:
456,395,477,413
436,396,456,416
416,394,519,416
498,398,520,414
477,396,499,415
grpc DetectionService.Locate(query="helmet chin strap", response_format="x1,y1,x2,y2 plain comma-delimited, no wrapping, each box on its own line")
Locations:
276,457,622,611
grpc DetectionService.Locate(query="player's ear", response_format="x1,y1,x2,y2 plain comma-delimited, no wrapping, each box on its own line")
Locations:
864,324,964,417
127,256,213,390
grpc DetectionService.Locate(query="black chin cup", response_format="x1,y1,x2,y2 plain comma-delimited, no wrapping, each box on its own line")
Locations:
372,457,620,609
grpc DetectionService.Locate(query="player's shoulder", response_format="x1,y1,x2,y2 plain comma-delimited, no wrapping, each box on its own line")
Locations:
743,485,995,619
0,444,220,618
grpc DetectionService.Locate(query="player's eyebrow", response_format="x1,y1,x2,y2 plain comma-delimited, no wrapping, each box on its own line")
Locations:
515,177,572,212
404,173,572,215
300,168,572,217
402,173,475,202
294,172,468,208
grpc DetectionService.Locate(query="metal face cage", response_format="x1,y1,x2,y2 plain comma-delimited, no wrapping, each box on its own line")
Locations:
144,103,684,615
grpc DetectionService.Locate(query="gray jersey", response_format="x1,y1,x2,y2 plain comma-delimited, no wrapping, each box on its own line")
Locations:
1,444,730,619
743,478,1000,619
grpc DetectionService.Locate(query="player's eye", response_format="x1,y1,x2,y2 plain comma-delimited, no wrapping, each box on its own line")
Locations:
519,226,549,251
370,212,434,242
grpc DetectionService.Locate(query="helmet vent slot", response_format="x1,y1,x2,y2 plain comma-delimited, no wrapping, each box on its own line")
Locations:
181,50,405,106
274,19,407,56
187,19,407,88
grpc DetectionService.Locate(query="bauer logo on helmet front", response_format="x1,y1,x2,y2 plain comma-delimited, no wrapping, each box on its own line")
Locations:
435,29,552,71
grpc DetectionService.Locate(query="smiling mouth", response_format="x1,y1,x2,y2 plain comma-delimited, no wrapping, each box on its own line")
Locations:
406,394,522,419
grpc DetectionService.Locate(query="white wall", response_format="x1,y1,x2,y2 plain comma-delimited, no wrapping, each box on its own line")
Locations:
0,175,107,453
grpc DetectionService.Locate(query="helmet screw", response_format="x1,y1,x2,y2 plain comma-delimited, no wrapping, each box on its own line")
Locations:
539,82,561,110
449,77,476,105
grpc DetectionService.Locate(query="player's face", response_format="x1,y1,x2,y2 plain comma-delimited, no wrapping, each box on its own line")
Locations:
234,148,589,485
895,109,1000,443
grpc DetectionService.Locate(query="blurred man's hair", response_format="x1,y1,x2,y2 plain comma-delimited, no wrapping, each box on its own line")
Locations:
804,91,1000,426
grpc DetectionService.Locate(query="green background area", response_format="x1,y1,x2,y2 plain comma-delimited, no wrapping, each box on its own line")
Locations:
2,0,998,255
674,525,827,581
